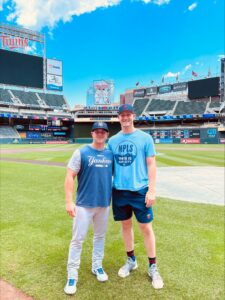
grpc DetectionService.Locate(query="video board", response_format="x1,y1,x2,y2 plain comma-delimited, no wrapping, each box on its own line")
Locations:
149,128,200,139
188,77,220,99
0,49,43,88
93,80,114,105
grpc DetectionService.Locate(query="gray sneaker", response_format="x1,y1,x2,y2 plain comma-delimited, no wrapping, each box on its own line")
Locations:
148,264,164,289
118,257,138,278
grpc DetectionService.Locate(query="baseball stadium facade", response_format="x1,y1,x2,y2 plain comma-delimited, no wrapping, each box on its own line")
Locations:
0,23,225,144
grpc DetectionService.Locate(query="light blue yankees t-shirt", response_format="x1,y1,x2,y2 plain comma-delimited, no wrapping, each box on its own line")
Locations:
108,129,156,191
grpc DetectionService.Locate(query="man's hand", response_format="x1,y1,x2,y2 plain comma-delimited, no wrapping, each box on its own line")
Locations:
145,190,156,207
66,202,76,217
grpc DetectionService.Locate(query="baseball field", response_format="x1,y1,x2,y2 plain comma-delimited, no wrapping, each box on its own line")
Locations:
0,143,224,300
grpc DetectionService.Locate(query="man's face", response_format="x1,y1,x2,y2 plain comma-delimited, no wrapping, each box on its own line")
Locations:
118,111,135,128
91,129,109,143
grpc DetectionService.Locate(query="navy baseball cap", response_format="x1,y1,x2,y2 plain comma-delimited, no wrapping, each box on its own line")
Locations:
118,104,134,114
91,122,109,132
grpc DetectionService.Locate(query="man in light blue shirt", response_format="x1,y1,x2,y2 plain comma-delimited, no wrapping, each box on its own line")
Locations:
108,104,164,290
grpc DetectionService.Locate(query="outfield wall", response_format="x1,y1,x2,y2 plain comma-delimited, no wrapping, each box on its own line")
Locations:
0,138,75,144
144,127,225,144
1,125,224,144
73,124,225,144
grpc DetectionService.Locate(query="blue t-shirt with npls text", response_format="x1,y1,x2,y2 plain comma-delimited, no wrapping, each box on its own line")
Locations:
108,129,156,191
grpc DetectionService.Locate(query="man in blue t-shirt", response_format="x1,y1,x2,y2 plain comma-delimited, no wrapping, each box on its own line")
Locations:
64,122,113,295
108,104,164,290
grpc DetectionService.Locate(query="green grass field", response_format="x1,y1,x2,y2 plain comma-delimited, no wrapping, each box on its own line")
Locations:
0,143,224,167
0,144,224,300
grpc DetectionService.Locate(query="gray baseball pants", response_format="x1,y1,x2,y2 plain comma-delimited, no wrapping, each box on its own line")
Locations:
66,206,110,280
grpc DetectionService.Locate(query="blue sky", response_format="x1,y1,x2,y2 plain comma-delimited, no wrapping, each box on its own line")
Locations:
0,0,224,107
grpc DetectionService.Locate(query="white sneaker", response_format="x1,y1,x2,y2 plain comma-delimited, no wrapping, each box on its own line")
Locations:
64,278,77,295
92,267,108,282
118,257,138,278
148,264,164,289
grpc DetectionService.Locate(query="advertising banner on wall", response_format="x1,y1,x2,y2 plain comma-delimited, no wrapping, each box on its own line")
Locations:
46,59,63,92
172,82,187,92
46,141,69,144
26,132,41,139
158,138,173,144
180,138,200,144
47,59,62,76
158,85,172,94
207,128,217,138
93,80,114,105
46,59,63,91
146,87,157,95
133,89,146,97
47,74,63,91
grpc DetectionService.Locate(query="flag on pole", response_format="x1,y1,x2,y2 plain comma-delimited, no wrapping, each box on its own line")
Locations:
135,81,139,86
176,73,179,81
208,68,211,77
192,70,198,77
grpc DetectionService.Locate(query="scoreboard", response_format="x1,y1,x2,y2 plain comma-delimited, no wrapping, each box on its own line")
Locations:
148,128,202,144
149,129,200,139
0,49,43,88
188,77,220,99
148,128,220,144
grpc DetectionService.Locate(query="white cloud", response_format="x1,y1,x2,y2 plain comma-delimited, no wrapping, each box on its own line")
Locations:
2,0,171,30
188,2,197,11
4,0,122,30
183,64,192,72
142,0,170,5
164,71,179,78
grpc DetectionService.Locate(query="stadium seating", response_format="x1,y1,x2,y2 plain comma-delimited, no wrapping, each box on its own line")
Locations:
0,126,20,138
133,98,150,116
145,99,176,113
0,88,68,110
174,101,207,115
209,101,220,108
0,88,14,104
38,93,67,108
11,90,40,106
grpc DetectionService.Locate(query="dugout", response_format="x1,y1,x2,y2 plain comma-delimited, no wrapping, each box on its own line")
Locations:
73,122,121,142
